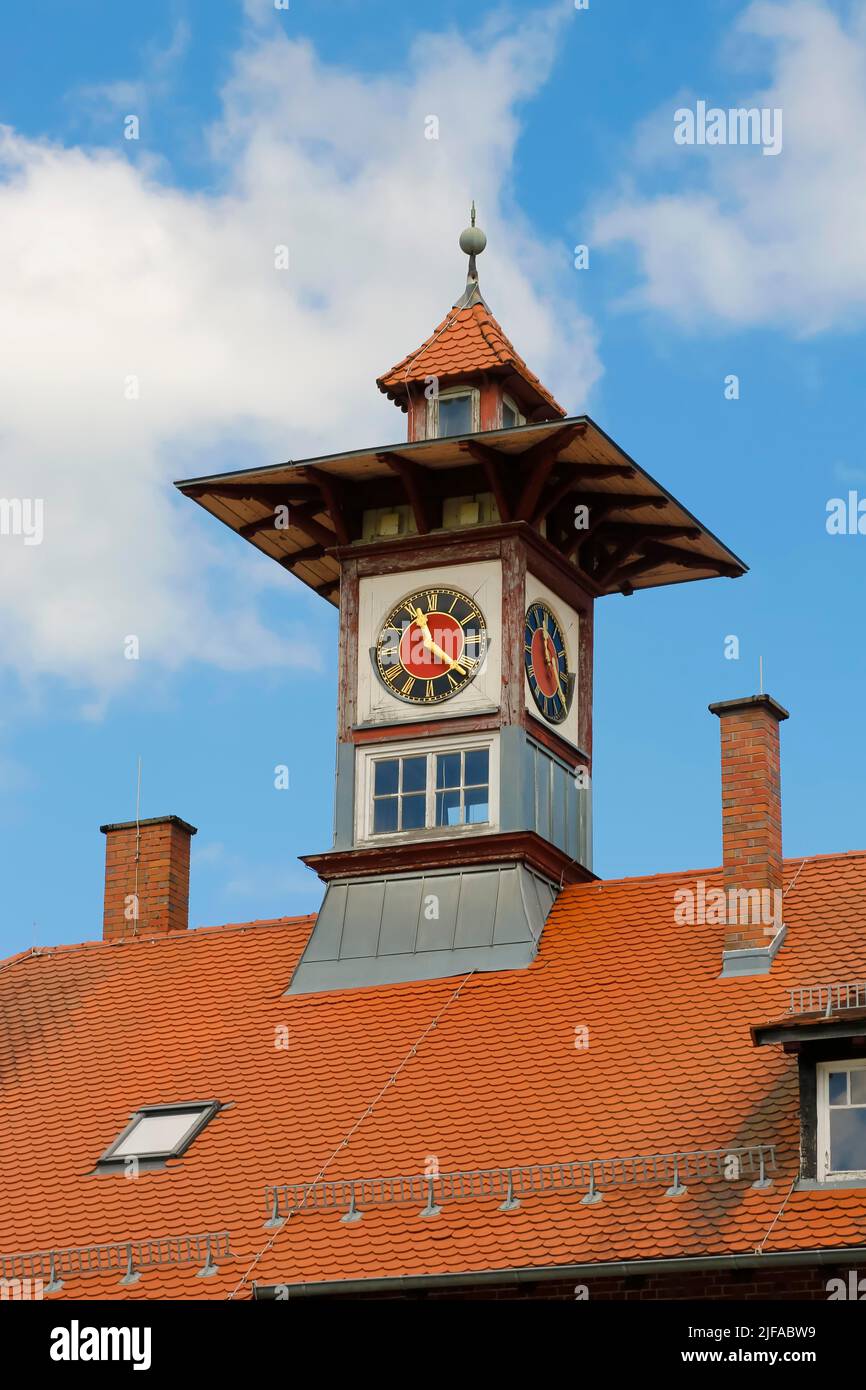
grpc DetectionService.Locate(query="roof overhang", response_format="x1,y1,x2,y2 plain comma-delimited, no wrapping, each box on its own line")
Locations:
753,1007,866,1048
175,416,747,607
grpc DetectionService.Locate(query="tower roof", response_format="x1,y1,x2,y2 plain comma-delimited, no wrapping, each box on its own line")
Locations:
376,299,566,418
378,205,565,418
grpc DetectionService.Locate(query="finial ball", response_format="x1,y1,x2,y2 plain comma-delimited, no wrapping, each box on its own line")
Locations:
459,223,487,257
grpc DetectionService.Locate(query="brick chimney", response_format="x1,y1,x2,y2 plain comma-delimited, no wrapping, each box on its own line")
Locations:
100,815,197,941
708,695,789,973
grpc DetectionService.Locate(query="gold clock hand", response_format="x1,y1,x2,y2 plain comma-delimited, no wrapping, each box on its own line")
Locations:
410,605,466,675
427,639,466,676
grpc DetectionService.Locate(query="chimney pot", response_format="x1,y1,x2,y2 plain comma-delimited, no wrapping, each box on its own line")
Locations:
99,815,197,941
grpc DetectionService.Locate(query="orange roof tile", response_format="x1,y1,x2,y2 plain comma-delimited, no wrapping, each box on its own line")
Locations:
377,300,565,416
2,856,866,1299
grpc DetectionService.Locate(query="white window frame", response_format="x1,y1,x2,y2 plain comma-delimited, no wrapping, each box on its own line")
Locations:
427,386,480,440
356,732,499,845
501,393,525,429
817,1059,866,1180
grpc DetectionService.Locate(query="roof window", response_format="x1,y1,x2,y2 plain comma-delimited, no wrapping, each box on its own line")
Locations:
99,1102,218,1166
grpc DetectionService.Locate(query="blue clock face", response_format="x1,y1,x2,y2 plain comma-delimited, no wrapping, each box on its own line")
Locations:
524,602,574,725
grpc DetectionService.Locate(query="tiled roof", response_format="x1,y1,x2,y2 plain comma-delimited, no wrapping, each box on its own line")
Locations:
2,853,866,1300
377,300,565,415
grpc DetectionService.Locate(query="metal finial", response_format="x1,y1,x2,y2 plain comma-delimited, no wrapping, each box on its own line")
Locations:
456,203,487,308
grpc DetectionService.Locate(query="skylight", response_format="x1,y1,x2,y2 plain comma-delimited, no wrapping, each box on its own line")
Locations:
99,1102,218,1165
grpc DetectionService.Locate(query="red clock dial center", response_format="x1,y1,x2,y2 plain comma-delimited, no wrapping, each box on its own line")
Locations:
530,628,559,698
399,613,464,677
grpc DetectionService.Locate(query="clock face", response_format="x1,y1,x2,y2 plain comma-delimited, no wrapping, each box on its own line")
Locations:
524,601,575,725
375,586,488,705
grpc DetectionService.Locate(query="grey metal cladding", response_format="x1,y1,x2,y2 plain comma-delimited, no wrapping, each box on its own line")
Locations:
378,875,423,955
338,879,385,958
286,864,560,994
302,882,347,962
416,874,461,951
453,870,499,948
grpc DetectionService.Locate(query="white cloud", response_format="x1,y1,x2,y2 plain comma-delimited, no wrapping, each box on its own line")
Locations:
593,0,866,333
0,7,599,706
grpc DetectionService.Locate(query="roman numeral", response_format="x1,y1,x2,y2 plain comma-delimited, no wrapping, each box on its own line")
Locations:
400,675,416,696
383,664,402,682
447,672,460,689
425,680,435,700
426,591,438,612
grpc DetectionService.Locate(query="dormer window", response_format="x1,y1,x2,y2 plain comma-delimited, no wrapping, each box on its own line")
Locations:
818,1062,866,1179
502,394,525,429
428,387,479,439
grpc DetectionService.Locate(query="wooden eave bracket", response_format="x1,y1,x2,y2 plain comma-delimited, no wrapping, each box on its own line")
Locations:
376,452,434,534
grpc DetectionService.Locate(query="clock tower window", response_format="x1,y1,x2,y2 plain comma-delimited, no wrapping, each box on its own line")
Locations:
428,386,479,439
361,736,495,843
435,748,489,827
502,394,525,429
372,755,426,834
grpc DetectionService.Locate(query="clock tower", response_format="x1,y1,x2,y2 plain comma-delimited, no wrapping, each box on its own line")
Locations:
178,210,745,992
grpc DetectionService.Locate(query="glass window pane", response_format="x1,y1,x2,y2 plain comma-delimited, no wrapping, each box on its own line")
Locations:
464,749,488,787
436,753,461,789
373,797,398,834
465,786,489,824
829,1071,848,1106
830,1107,866,1172
113,1111,203,1157
850,1071,866,1105
401,756,426,794
503,401,518,428
436,789,462,827
401,793,426,830
374,759,399,796
438,394,473,437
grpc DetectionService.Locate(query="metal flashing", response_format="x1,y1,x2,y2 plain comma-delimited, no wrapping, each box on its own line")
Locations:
286,863,558,994
720,923,786,979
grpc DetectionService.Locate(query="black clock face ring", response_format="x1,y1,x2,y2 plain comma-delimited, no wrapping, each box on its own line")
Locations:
375,586,487,705
524,600,574,725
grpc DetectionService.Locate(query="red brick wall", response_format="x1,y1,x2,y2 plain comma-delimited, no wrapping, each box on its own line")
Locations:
710,695,788,951
101,816,195,941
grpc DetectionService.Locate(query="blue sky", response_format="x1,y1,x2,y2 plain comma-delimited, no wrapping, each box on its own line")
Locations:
1,0,865,956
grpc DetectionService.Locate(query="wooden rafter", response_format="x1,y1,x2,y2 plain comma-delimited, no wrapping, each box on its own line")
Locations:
564,494,666,560
593,537,648,587
514,423,586,521
598,523,701,544
313,577,341,601
530,464,633,528
609,541,740,589
306,467,355,548
644,541,741,576
239,512,286,539
460,441,515,522
186,482,317,504
277,544,326,570
286,501,337,552
377,452,433,534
